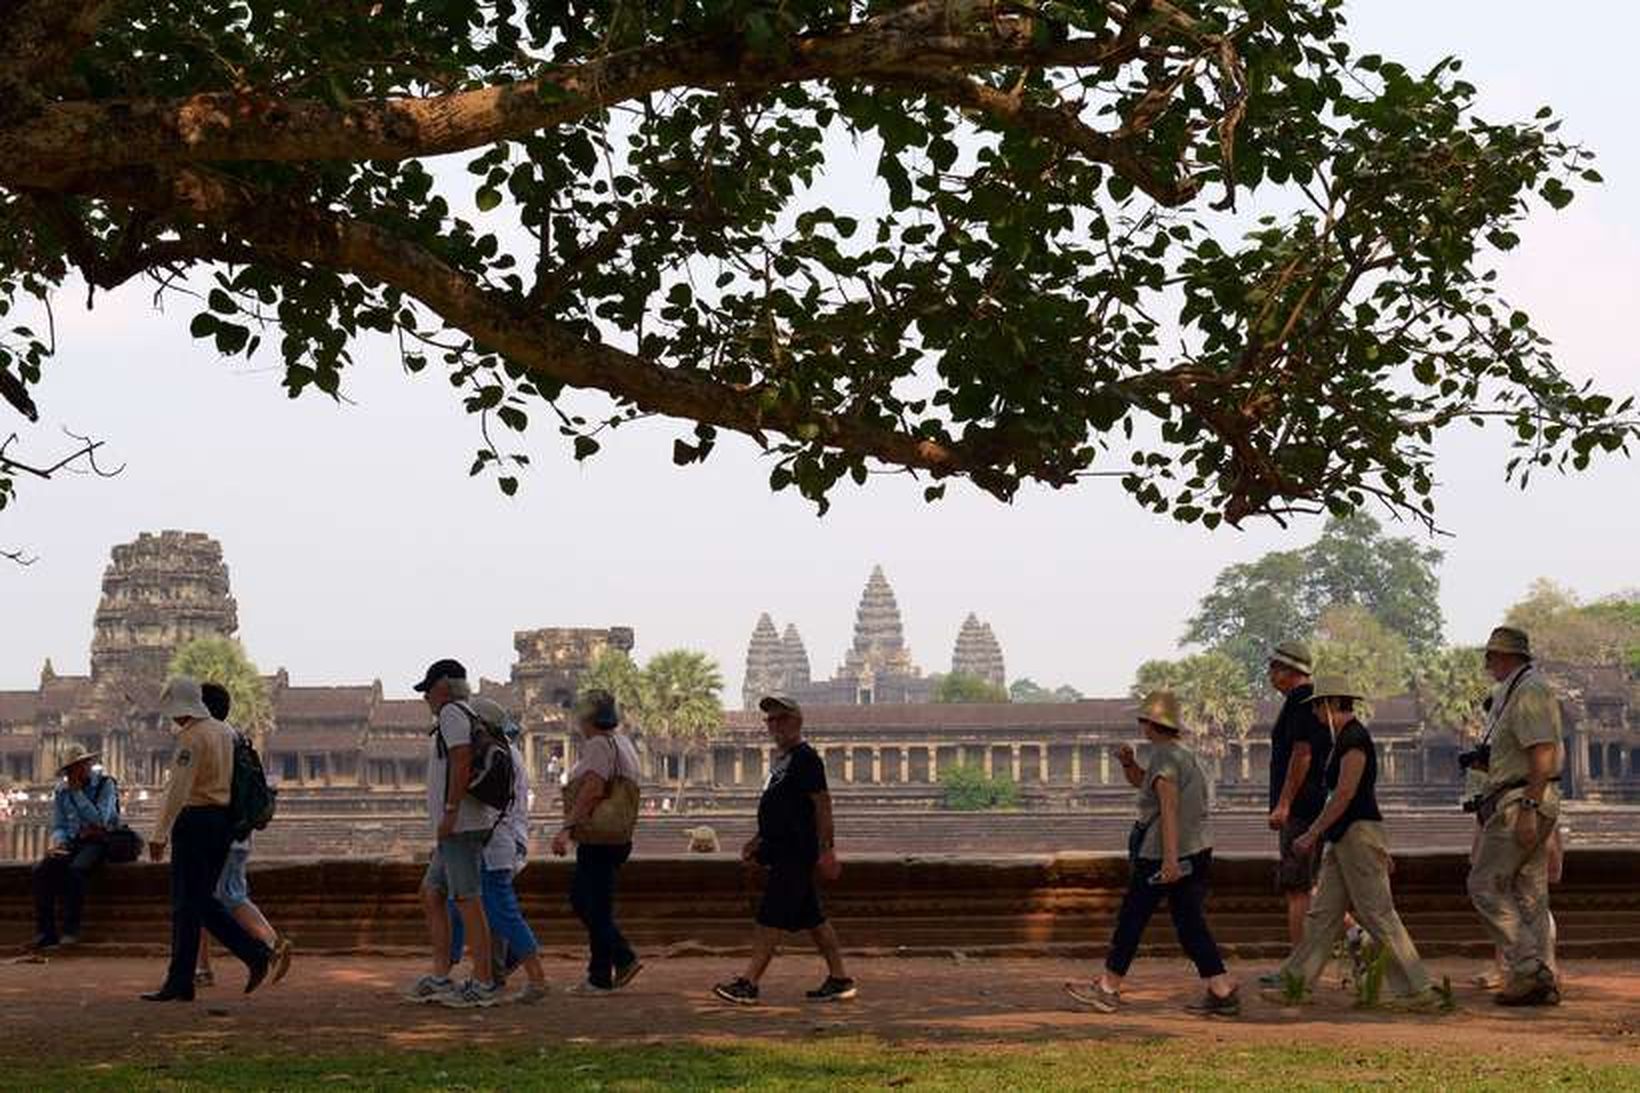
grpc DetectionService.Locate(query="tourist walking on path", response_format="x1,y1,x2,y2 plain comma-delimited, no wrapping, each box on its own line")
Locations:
194,683,291,989
713,696,854,1006
31,743,122,950
552,689,644,994
1066,691,1239,1017
1264,640,1327,948
406,658,502,1008
142,677,283,1002
1257,677,1444,1011
1466,626,1564,1006
449,697,549,1003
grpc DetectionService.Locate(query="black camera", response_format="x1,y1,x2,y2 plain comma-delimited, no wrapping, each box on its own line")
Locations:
1458,744,1491,772
1461,796,1481,814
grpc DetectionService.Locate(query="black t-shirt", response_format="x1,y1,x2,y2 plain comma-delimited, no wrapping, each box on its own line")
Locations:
1269,683,1328,817
756,741,828,864
1323,719,1382,843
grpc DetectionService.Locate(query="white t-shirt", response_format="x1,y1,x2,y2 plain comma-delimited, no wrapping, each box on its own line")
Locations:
427,702,501,835
567,732,640,785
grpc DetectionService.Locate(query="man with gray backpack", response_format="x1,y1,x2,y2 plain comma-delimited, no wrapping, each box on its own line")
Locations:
406,658,505,1008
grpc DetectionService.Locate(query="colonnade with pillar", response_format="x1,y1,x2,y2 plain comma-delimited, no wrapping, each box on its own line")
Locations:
700,739,1133,788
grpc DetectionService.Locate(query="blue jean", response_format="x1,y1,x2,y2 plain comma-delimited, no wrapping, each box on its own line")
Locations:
449,868,538,972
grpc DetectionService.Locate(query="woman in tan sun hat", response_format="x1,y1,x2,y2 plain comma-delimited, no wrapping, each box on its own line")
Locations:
1066,690,1240,1018
1259,676,1444,1011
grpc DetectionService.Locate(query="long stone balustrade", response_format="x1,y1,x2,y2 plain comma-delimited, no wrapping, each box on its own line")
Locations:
5,850,1640,960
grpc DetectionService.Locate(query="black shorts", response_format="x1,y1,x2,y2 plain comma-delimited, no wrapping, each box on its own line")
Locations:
756,860,826,932
1276,816,1323,892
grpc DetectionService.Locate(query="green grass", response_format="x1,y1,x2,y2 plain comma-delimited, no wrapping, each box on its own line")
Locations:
5,1040,1638,1092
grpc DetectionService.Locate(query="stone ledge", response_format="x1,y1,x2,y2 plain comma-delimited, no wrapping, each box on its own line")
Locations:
6,850,1639,958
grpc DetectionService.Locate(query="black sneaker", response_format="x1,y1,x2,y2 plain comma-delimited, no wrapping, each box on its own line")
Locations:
806,976,857,1002
1185,987,1241,1018
613,960,644,990
26,934,60,952
713,977,760,1006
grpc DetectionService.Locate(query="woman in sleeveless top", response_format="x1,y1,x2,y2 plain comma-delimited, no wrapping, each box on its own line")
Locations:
551,689,644,993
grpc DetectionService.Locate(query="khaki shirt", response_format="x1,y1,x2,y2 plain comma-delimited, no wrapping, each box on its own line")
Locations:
150,716,235,844
1484,668,1562,799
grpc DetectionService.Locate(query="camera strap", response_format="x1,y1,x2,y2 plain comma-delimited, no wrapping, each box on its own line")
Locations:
1479,666,1532,747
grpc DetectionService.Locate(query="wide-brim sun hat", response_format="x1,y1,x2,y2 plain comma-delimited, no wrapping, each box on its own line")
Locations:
159,676,211,720
1135,690,1184,733
56,743,100,774
1307,675,1365,703
1268,639,1314,676
1485,626,1532,659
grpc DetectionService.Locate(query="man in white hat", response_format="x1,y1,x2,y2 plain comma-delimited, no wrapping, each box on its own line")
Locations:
141,676,283,1002
1467,626,1563,1006
30,743,121,949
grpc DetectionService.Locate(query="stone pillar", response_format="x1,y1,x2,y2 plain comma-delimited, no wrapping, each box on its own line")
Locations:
1100,747,1110,785
1071,744,1082,785
843,748,855,784
1010,744,1021,782
871,747,882,783
983,746,994,778
733,749,745,786
1038,743,1050,784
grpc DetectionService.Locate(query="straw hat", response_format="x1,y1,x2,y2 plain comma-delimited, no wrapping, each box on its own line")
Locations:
1136,690,1184,734
56,743,100,775
1269,640,1314,675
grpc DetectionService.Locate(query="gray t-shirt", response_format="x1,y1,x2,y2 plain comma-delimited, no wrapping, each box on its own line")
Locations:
1135,742,1212,859
427,702,501,835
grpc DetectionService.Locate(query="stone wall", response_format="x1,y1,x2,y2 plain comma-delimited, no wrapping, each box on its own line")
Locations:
5,851,1639,958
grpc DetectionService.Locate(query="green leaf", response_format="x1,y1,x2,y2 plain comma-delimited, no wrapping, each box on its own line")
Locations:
573,435,600,461
476,187,502,212
189,313,218,338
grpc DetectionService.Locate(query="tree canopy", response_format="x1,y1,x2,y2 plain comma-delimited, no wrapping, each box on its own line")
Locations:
2,1,1635,527
167,635,273,744
580,646,723,808
1133,648,1251,755
1506,579,1640,676
1184,512,1443,684
934,671,1008,703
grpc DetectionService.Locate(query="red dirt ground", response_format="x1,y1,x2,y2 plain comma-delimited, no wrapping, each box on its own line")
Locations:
2,954,1637,1063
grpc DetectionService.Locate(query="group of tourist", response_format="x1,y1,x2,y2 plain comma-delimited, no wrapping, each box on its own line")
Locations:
26,622,1564,1016
1062,624,1566,1016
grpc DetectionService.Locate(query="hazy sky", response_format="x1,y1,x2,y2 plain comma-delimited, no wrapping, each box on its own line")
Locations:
3,2,1636,701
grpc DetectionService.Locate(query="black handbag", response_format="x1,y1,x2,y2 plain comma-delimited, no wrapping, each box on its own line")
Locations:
102,826,143,864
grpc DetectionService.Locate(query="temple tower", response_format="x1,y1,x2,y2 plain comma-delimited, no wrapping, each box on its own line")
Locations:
510,627,634,713
951,613,1007,690
89,530,239,692
838,565,917,684
742,613,785,710
779,624,811,689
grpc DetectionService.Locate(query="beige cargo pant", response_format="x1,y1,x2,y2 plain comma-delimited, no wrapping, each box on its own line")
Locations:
1280,821,1431,995
1466,799,1556,982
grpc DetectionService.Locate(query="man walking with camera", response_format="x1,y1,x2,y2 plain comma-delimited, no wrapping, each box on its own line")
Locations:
1264,640,1325,949
1466,626,1563,1007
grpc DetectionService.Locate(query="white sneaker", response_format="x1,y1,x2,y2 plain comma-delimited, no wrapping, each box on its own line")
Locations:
406,974,455,1003
440,979,503,1008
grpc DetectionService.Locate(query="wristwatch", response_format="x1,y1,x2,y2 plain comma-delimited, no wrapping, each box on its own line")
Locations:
443,803,458,814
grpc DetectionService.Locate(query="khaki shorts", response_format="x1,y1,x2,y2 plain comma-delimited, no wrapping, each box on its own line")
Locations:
424,831,488,900
1276,816,1323,893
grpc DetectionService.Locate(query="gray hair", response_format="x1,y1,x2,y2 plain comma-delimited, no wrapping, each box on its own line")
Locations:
446,677,472,700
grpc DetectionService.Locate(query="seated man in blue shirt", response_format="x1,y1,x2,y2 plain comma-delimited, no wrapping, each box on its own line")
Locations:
31,743,122,949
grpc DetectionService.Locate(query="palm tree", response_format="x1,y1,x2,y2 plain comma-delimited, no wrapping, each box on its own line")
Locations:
636,649,724,813
168,636,273,748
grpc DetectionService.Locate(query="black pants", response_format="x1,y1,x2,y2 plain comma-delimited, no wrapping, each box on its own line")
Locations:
570,842,634,988
163,807,267,993
1105,848,1226,979
33,841,106,940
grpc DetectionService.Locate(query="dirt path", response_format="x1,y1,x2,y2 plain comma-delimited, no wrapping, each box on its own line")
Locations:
3,955,1636,1063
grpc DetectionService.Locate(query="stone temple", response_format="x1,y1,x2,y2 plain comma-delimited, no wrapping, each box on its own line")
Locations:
3,532,1638,861
741,565,1009,709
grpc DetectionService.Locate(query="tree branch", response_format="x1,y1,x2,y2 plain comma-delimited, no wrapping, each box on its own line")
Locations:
0,1,1191,191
